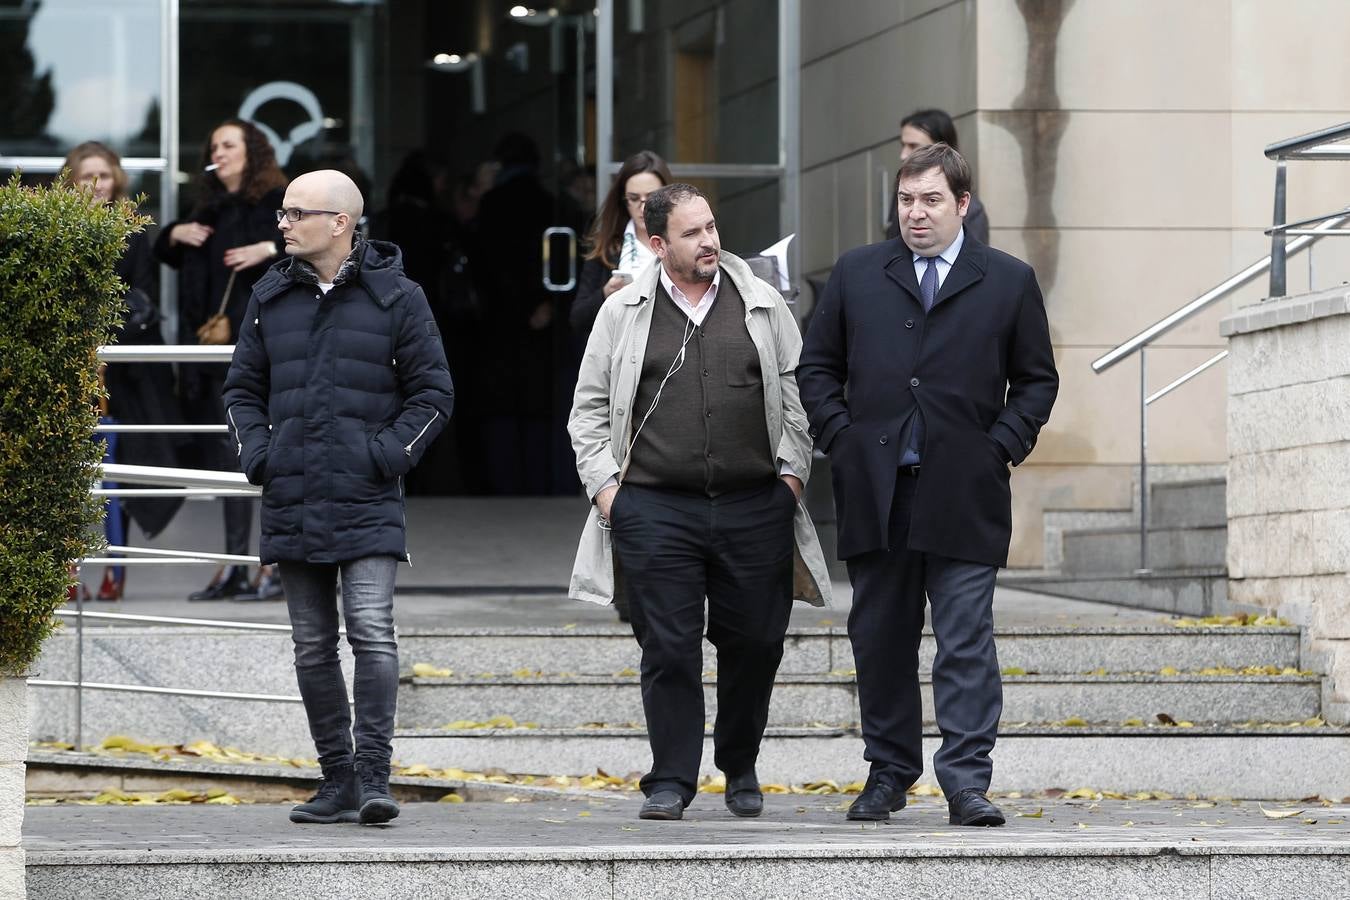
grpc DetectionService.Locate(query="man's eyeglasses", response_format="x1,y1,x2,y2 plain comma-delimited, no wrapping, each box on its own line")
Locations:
276,207,341,223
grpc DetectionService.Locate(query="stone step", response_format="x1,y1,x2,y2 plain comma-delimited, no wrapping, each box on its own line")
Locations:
35,624,1301,686
1061,526,1227,575
22,749,579,804
396,673,1320,729
1000,571,1231,617
24,797,1350,900
392,724,1350,799
29,626,1307,762
1149,477,1227,529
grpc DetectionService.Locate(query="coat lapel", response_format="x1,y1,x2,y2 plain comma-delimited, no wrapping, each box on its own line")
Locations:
930,238,988,311
882,247,923,307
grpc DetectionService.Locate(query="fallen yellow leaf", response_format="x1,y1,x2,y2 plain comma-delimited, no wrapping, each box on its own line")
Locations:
440,793,465,803
1016,808,1044,818
1259,805,1304,819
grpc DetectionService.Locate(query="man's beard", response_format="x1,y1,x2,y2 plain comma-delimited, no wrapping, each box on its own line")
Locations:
676,250,717,283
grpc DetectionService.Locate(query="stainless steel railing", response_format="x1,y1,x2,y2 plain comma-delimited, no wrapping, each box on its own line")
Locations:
37,344,284,748
1092,122,1350,573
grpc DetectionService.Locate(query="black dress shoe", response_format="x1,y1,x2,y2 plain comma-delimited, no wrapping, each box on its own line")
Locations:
947,788,1005,826
188,565,252,602
724,771,763,818
846,779,907,821
639,790,685,820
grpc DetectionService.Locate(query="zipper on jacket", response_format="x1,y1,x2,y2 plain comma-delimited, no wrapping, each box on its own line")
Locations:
399,475,411,566
226,407,243,458
404,412,439,457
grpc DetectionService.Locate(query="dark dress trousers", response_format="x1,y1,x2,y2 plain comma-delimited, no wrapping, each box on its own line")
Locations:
797,234,1057,796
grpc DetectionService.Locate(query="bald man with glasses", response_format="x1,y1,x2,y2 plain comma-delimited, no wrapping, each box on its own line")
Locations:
225,169,454,826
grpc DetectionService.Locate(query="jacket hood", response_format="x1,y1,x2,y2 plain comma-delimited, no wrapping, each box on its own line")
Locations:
254,239,411,308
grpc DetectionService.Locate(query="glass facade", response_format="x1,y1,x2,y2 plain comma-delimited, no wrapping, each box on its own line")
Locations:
1,0,798,496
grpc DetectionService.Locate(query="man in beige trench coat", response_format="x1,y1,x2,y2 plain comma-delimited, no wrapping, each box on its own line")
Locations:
568,183,832,821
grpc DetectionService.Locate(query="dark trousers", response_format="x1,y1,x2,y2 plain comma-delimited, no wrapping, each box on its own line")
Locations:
846,474,1001,797
201,369,253,555
279,556,400,772
610,481,796,804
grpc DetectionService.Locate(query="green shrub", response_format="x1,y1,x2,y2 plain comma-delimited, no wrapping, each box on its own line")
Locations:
0,173,147,674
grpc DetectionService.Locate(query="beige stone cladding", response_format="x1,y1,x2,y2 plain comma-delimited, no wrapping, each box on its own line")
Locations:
1222,285,1350,723
0,677,26,899
800,0,1350,565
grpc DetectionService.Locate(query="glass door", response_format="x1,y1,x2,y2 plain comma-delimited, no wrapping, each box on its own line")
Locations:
595,0,801,297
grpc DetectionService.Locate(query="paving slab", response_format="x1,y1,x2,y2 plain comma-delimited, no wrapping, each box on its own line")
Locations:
22,797,1350,900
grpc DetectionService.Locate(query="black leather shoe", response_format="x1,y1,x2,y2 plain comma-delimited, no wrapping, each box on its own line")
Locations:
188,565,252,602
947,788,1005,826
846,778,907,821
724,771,763,818
639,790,685,820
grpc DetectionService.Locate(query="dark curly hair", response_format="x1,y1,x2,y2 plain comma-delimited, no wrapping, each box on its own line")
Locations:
196,118,288,207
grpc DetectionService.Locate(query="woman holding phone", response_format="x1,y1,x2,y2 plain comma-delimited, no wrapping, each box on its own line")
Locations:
568,150,672,339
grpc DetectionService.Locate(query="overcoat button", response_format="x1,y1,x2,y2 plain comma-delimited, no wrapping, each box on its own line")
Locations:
910,377,920,387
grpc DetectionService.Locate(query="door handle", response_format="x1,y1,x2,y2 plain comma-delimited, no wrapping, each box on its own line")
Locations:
542,226,578,292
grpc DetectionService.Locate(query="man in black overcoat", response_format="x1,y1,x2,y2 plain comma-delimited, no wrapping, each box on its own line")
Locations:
797,143,1058,827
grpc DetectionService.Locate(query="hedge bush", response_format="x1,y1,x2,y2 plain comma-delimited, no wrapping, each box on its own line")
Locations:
0,173,146,674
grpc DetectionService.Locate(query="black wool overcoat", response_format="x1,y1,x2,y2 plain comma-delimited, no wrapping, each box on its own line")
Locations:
222,240,455,564
797,235,1058,567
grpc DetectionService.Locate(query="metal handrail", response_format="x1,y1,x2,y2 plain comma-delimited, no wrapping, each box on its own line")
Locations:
54,609,319,633
1144,350,1229,406
96,424,229,433
40,611,347,711
1089,122,1349,574
1090,214,1349,374
1264,208,1350,235
100,462,260,493
98,344,235,362
1264,122,1350,160
28,680,303,704
65,346,281,745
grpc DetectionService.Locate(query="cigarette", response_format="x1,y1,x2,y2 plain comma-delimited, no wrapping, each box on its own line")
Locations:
204,164,219,172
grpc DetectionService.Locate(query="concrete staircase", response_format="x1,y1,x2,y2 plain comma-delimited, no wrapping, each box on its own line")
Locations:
30,616,1350,800
1008,475,1232,616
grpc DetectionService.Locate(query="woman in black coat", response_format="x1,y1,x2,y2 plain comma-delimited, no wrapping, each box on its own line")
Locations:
153,118,288,602
65,142,185,601
568,150,671,339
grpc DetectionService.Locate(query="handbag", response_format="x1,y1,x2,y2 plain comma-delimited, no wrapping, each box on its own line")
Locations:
195,270,237,345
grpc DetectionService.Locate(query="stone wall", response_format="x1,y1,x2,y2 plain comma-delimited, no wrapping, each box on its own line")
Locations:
1222,284,1350,724
0,677,27,899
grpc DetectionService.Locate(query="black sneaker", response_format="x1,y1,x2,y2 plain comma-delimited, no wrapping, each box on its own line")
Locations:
290,765,360,824
356,760,400,825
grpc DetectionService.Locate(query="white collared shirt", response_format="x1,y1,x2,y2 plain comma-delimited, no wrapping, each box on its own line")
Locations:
617,219,657,277
659,264,721,326
912,226,965,292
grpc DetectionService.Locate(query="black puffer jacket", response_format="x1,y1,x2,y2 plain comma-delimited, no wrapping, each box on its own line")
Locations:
223,240,454,564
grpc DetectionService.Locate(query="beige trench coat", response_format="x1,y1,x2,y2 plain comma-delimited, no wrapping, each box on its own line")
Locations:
567,250,833,608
